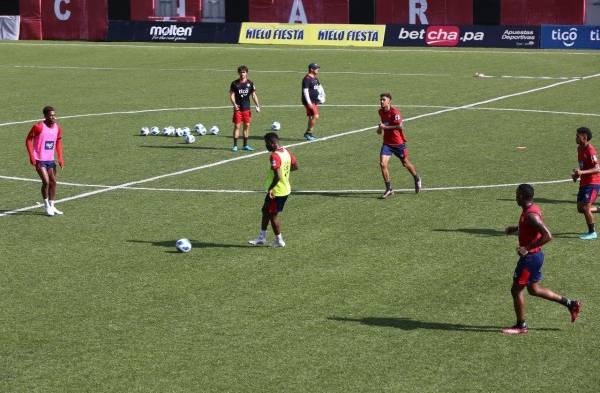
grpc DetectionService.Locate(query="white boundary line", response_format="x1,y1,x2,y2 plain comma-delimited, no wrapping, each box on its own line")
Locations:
3,103,600,129
1,74,598,217
2,41,600,56
0,175,574,194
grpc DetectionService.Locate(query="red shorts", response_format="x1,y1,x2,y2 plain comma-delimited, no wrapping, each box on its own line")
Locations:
304,103,318,117
232,110,251,124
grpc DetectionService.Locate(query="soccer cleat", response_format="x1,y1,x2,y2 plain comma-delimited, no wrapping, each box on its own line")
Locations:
304,133,317,141
45,206,55,217
501,324,529,335
414,176,422,194
248,237,266,246
52,205,64,215
579,231,597,240
242,145,254,151
381,189,394,199
271,238,286,248
569,300,581,323
231,145,238,152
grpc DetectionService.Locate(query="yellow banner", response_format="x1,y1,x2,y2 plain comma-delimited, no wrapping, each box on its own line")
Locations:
239,23,385,47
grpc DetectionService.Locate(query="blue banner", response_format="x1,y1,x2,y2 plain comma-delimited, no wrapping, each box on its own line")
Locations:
541,25,600,49
384,25,539,48
107,21,241,44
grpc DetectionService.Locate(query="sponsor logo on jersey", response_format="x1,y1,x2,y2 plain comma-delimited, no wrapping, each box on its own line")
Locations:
44,141,55,150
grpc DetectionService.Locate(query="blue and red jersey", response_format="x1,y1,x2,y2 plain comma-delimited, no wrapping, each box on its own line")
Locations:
378,106,406,146
578,143,600,186
518,203,543,254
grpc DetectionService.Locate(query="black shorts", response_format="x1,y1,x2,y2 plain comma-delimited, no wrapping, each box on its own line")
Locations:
36,160,56,170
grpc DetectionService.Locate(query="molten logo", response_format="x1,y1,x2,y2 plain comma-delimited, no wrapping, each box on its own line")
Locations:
425,26,460,46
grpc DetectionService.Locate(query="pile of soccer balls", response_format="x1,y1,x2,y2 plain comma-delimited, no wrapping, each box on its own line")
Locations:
139,123,220,144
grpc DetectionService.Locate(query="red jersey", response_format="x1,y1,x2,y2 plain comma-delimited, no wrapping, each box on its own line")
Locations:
378,106,406,146
518,203,543,254
577,143,600,186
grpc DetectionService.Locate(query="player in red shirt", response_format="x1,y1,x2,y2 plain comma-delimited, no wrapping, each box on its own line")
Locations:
229,65,261,152
571,127,600,240
25,106,64,216
502,184,581,335
377,93,421,199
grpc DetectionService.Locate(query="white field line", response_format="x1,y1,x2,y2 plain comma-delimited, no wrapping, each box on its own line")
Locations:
3,103,600,129
2,41,600,56
1,74,598,217
0,175,572,193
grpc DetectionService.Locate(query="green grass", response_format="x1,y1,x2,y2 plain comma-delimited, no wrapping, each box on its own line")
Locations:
1,42,599,392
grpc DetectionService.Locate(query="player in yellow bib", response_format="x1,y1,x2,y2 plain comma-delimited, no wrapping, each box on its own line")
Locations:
249,132,298,248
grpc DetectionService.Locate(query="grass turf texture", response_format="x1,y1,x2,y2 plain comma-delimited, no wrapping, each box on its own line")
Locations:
1,42,599,392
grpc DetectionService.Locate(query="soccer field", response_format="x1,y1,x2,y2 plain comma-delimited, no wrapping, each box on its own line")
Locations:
1,41,599,392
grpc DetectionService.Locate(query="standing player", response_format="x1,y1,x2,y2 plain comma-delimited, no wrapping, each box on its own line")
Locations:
502,184,581,335
571,127,600,240
25,106,64,216
248,132,298,248
301,63,322,141
377,93,421,199
230,65,261,152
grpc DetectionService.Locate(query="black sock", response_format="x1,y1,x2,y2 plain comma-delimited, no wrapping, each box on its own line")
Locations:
559,297,571,307
233,138,238,146
305,130,312,135
413,174,419,180
243,137,248,146
385,181,391,191
516,320,527,328
588,223,595,233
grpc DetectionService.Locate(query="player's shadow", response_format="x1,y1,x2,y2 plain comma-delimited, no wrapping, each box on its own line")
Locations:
246,135,304,142
292,191,380,199
328,316,559,333
127,239,253,251
138,145,234,151
0,209,45,216
433,228,506,237
497,197,576,205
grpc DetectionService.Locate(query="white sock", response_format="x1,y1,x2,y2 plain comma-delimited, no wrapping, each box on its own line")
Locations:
259,230,267,239
44,199,50,208
276,233,283,242
50,200,56,207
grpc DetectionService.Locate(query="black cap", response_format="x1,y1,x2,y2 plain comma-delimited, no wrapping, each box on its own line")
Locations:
308,63,320,70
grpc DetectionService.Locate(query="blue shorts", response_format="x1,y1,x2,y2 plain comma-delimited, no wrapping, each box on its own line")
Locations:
577,184,600,204
263,194,288,214
513,252,544,286
381,144,408,159
36,160,56,170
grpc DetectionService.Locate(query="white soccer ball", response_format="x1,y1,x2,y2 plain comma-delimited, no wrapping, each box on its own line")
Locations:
175,238,192,253
194,123,207,136
184,134,196,144
317,84,326,104
271,121,281,131
181,127,191,136
150,126,160,135
140,127,150,136
175,127,185,137
163,126,175,136
210,125,220,135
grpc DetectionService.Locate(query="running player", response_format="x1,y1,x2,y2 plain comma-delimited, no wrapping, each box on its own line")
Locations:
248,132,298,248
377,93,421,199
502,184,581,335
571,127,600,240
301,63,322,141
230,65,260,152
25,106,64,216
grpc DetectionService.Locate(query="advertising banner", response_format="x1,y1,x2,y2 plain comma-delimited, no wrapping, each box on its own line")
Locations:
0,16,20,40
41,0,107,40
501,0,585,25
249,0,349,24
541,25,600,50
239,22,385,47
376,0,473,25
384,25,539,48
107,21,241,44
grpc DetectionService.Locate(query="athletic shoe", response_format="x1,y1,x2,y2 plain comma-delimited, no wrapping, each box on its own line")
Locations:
52,206,64,215
381,189,394,199
501,324,528,335
231,145,238,152
569,300,581,323
45,206,55,217
248,237,266,246
271,238,286,248
414,176,422,194
304,133,317,141
579,231,597,240
242,145,254,151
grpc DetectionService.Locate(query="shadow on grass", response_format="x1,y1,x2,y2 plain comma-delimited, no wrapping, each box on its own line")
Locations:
433,228,506,237
497,197,576,205
139,145,234,151
0,209,46,216
292,191,381,199
329,316,560,333
128,239,253,250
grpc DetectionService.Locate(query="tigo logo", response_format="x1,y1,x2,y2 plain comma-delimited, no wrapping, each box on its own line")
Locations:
425,26,460,46
551,27,578,47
